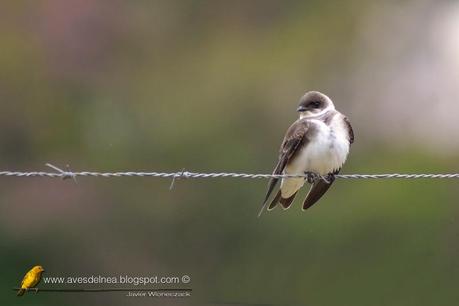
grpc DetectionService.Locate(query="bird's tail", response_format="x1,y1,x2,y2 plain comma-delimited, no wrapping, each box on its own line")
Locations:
258,191,280,217
258,181,298,217
17,289,25,296
265,190,297,211
279,192,298,209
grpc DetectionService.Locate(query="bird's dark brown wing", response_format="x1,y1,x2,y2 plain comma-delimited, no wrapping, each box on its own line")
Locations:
344,116,354,144
258,120,309,216
302,170,338,210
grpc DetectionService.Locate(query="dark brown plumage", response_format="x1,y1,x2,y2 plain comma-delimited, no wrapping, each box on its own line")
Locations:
259,119,310,216
302,170,338,210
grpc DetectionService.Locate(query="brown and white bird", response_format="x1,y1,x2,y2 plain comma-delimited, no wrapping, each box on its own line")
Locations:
259,91,354,216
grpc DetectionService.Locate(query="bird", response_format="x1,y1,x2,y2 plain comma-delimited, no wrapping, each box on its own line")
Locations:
259,91,354,216
17,265,45,296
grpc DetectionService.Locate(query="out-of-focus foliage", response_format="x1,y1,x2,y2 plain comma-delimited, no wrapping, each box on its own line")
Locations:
1,1,459,305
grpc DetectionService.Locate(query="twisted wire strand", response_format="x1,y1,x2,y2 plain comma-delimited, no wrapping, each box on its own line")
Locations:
0,164,458,180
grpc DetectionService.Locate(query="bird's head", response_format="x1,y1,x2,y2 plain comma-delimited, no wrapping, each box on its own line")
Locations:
297,91,335,118
32,265,45,273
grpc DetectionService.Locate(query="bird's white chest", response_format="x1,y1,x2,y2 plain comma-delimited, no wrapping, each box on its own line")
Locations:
287,118,350,175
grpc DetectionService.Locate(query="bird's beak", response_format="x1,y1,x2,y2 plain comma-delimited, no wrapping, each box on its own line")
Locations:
297,106,306,112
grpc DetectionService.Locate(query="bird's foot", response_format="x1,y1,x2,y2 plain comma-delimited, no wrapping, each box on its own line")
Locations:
304,172,320,184
305,172,335,184
320,173,335,184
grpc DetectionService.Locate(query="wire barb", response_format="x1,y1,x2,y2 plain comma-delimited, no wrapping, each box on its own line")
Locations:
169,168,186,190
45,163,77,182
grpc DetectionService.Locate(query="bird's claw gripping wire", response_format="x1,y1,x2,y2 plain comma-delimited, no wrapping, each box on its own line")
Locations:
304,172,335,184
304,172,320,184
320,173,335,184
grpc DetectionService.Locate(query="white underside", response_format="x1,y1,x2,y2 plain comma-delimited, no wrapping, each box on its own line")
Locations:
280,115,350,198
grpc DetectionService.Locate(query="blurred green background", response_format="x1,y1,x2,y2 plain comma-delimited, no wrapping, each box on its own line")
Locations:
1,1,459,305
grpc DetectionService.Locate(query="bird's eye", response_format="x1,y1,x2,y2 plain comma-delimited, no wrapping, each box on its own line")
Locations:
308,101,321,108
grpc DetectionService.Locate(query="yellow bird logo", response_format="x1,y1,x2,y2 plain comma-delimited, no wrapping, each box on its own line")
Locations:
17,265,45,296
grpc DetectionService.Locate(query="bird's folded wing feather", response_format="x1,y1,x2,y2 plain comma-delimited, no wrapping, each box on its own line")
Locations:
344,116,354,144
261,120,309,207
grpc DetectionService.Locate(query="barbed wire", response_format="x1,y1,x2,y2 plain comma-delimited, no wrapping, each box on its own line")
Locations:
0,164,457,182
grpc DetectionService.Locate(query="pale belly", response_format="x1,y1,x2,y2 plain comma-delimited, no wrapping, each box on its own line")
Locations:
280,118,350,197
